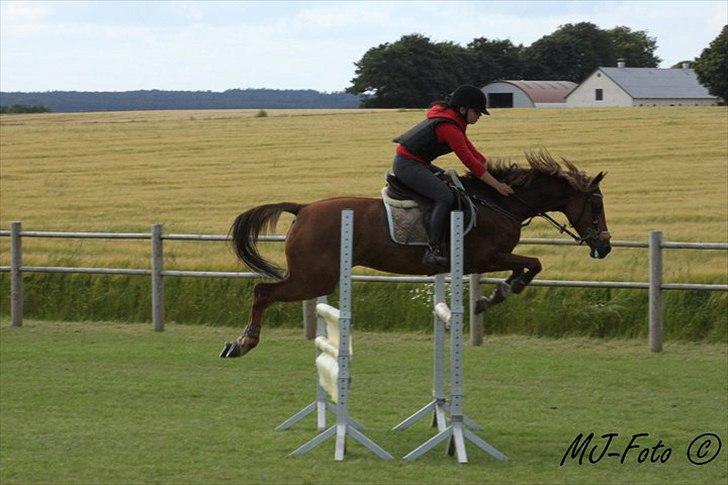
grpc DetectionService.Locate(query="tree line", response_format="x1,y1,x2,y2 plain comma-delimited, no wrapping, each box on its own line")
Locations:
0,104,51,114
0,89,360,113
346,22,727,107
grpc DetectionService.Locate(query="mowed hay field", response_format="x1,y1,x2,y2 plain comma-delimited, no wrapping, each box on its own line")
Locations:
1,107,726,284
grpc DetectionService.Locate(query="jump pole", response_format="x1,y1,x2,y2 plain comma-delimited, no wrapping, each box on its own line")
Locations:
285,209,392,461
399,211,507,463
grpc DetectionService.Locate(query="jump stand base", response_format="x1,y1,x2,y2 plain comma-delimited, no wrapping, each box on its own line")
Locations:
403,419,507,463
290,422,393,461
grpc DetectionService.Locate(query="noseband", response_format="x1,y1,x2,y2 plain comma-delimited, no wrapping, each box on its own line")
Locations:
532,192,604,245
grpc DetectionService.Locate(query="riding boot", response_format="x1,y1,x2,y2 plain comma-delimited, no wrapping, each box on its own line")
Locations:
422,244,448,270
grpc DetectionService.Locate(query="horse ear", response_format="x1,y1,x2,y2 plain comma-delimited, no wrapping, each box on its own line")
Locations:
589,171,606,190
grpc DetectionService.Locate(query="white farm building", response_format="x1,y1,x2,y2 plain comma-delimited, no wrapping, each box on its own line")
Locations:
566,62,721,107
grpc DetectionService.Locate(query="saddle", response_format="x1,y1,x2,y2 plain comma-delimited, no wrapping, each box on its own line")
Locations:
382,169,476,246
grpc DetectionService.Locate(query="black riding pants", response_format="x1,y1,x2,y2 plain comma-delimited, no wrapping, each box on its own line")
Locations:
392,154,455,247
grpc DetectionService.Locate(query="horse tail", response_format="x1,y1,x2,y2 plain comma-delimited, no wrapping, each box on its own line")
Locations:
229,202,305,280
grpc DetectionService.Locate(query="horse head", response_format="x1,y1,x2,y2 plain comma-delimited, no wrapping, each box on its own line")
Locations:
518,150,611,259
467,150,612,259
559,171,612,259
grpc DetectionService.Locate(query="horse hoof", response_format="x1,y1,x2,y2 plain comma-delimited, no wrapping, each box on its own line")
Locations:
511,281,526,294
220,336,259,358
219,341,242,358
474,297,491,314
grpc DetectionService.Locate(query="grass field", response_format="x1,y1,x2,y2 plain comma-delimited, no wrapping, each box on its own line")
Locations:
1,320,726,484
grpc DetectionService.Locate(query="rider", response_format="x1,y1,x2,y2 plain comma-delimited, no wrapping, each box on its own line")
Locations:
392,84,514,269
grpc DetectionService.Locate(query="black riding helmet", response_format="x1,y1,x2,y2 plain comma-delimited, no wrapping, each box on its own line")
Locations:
449,85,490,115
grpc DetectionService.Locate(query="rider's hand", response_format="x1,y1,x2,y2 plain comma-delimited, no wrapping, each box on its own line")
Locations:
497,182,514,196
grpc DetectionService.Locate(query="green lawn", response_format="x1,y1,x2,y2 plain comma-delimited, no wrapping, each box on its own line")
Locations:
1,320,726,484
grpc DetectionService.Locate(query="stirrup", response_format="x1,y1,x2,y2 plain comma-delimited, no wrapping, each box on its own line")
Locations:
423,246,448,268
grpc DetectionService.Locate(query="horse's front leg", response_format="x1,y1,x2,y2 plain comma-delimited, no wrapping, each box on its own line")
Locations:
505,259,542,294
474,253,542,314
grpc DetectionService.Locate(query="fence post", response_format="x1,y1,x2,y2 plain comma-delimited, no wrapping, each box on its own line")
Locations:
649,230,663,352
469,273,483,346
151,223,164,332
10,222,23,327
303,299,316,340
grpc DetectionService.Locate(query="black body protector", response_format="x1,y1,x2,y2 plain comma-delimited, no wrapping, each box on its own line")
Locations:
393,117,461,162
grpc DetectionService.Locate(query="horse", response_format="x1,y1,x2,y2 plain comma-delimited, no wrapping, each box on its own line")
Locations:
220,150,612,357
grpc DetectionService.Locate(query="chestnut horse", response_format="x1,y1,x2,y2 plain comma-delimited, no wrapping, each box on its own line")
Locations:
220,151,611,357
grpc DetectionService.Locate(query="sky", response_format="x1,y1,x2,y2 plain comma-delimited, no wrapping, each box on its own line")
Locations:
1,0,726,93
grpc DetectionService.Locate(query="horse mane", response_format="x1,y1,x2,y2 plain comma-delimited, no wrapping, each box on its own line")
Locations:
479,149,599,192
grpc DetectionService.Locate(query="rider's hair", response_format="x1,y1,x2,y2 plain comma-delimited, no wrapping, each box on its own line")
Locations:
429,100,450,109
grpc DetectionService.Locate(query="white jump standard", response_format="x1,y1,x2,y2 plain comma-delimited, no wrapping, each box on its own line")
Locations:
392,273,483,434
275,294,364,433
282,209,393,461
397,211,508,463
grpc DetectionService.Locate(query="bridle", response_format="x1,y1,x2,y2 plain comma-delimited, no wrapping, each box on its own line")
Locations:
523,192,604,245
470,190,605,246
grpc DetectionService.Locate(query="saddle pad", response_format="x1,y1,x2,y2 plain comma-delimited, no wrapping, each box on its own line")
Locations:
383,202,429,246
381,187,477,247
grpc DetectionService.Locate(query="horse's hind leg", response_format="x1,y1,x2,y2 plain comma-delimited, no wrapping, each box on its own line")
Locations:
222,270,338,357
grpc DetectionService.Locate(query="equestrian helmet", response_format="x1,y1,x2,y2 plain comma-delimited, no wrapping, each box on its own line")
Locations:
449,85,489,115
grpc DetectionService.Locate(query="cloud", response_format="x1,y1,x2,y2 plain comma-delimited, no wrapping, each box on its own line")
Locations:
1,1,726,92
0,0,52,34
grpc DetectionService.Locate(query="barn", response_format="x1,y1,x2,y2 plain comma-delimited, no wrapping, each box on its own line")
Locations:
566,61,721,107
482,80,577,108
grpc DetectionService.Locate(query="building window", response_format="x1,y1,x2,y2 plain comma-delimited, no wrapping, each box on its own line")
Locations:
595,89,603,101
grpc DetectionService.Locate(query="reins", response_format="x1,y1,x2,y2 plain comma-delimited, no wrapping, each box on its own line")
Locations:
469,190,598,245
510,192,587,242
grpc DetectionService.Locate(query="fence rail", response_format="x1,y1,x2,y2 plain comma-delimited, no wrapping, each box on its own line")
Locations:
2,223,727,352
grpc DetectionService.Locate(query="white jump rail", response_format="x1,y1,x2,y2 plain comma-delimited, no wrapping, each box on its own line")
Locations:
1,223,726,351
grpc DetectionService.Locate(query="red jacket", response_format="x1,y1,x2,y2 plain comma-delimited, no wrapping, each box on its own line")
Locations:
397,104,487,177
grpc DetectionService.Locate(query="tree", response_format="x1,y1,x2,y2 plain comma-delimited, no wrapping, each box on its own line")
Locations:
693,25,728,101
606,26,660,67
0,104,50,114
671,60,694,68
347,34,469,108
467,37,525,85
522,22,617,82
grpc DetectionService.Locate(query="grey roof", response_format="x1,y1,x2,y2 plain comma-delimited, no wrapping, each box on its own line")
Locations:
600,67,717,99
